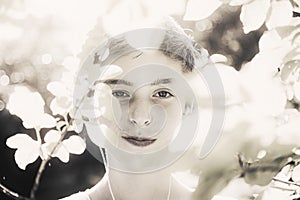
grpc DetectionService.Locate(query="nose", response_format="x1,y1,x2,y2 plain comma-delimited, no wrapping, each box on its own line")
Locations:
129,103,152,127
129,117,151,126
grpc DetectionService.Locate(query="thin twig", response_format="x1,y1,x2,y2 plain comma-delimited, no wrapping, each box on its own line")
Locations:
0,182,31,200
272,177,300,187
29,119,74,199
29,160,48,199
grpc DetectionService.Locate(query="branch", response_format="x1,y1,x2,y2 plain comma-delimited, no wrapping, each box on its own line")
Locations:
30,118,74,199
272,177,300,188
0,182,32,200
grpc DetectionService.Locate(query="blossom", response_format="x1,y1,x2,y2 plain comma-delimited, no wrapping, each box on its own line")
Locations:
40,130,86,163
6,130,86,170
6,134,41,170
183,0,294,33
7,86,56,129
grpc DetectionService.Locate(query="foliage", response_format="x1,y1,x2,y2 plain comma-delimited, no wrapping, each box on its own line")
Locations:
0,0,300,199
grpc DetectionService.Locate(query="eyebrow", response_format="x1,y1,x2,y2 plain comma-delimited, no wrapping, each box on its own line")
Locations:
150,78,172,85
103,79,133,86
102,78,172,86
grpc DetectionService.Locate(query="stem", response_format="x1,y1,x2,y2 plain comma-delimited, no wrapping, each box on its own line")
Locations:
29,119,74,199
34,128,42,144
29,160,48,199
0,182,31,200
272,177,300,187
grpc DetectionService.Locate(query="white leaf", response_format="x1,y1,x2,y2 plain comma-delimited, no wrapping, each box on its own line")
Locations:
52,144,69,163
71,121,84,133
15,147,40,170
183,0,222,21
63,135,86,155
240,0,270,34
47,81,68,97
258,30,282,52
6,134,34,149
99,65,123,80
22,113,56,129
6,134,40,170
266,1,293,29
39,113,57,128
50,97,72,115
7,86,45,121
44,130,61,143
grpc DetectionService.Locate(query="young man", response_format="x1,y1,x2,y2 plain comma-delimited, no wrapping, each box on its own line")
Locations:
62,23,223,200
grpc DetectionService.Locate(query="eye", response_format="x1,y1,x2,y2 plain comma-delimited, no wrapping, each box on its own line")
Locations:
112,90,130,98
153,90,174,98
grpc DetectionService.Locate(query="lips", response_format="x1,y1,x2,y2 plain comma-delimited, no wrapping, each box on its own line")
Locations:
122,136,157,147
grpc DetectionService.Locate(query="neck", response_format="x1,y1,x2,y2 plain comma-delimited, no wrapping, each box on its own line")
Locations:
89,149,198,200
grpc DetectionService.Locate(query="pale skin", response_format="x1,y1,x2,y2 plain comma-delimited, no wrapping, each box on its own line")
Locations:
88,49,203,200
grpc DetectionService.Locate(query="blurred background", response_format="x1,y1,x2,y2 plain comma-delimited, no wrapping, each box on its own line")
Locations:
0,0,266,199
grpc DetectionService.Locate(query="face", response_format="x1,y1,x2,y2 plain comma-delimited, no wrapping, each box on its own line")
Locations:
99,49,193,154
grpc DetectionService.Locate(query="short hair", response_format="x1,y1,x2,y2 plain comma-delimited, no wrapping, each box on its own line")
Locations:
94,22,209,73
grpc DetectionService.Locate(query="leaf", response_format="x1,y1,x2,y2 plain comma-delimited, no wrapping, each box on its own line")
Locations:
258,30,282,52
15,146,40,170
50,97,72,116
62,135,86,155
99,65,123,80
183,0,222,21
6,134,40,170
47,81,68,97
44,130,61,143
51,144,69,163
266,0,293,29
6,134,32,149
240,0,270,34
23,113,56,129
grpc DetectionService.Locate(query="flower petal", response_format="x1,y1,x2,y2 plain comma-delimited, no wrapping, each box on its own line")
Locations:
52,144,70,163
15,147,40,170
183,0,222,21
47,81,68,97
266,0,293,29
39,113,57,128
62,135,86,155
6,134,40,170
240,0,270,34
44,130,61,143
50,97,72,116
6,134,37,149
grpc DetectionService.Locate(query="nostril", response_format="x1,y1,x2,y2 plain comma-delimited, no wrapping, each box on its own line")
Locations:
130,118,137,124
144,120,151,125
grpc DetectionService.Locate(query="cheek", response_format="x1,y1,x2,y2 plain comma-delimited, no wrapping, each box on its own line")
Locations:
157,99,182,121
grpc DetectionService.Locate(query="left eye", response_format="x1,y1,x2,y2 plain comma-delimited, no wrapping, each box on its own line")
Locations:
153,91,173,98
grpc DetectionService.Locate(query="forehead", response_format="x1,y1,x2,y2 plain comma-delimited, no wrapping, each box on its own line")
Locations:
112,49,183,75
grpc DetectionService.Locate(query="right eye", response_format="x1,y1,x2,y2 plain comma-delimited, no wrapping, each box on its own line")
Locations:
112,90,130,98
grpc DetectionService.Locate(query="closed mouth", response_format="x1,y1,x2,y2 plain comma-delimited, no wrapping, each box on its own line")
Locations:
121,136,157,147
